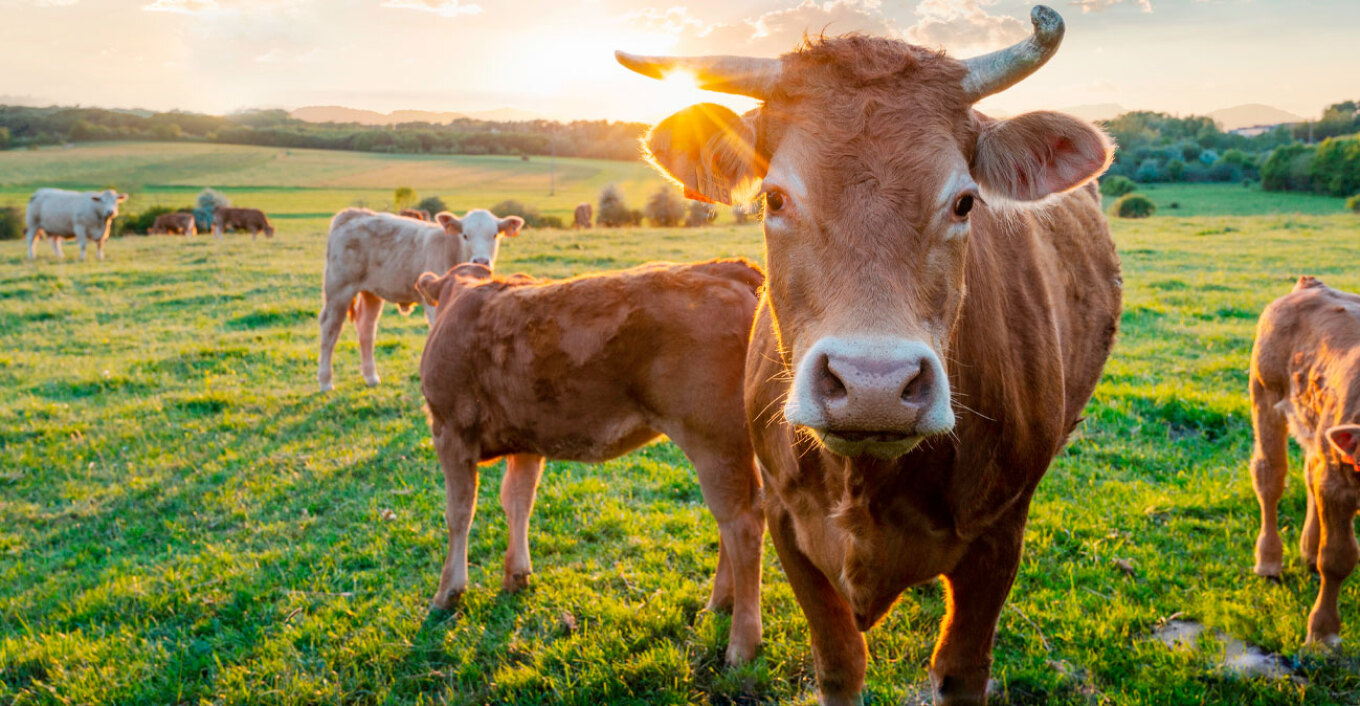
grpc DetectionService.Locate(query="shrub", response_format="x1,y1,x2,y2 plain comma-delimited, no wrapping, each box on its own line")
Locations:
1164,159,1185,182
596,184,631,227
113,205,180,237
685,201,716,227
1262,143,1315,192
628,209,644,226
645,186,687,227
194,188,230,231
0,207,22,240
416,195,447,215
1111,193,1156,219
0,127,10,151
1207,159,1243,183
1134,159,1162,183
1310,136,1360,197
537,214,565,229
1099,175,1137,197
489,199,542,227
1348,194,1360,213
394,187,417,211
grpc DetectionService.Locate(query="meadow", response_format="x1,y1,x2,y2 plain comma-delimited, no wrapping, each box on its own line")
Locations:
3,142,1360,705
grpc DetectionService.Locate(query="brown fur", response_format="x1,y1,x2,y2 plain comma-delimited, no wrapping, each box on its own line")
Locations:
1250,277,1360,647
418,259,768,665
573,203,592,229
148,212,196,236
640,33,1121,705
212,207,275,239
400,208,432,221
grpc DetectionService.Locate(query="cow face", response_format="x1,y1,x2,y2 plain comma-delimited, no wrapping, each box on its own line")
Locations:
623,8,1111,459
437,209,525,269
91,190,128,221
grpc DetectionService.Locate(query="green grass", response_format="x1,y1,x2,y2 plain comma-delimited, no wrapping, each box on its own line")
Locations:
3,171,1360,704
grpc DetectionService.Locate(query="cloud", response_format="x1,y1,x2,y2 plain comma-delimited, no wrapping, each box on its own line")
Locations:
628,1,900,56
904,0,1030,56
142,0,218,11
1070,0,1153,13
379,0,481,17
28,0,78,5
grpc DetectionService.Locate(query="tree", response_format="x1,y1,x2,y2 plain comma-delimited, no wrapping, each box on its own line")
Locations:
645,186,686,227
0,126,10,150
685,201,716,227
394,187,417,211
417,195,448,215
194,188,231,231
597,184,631,227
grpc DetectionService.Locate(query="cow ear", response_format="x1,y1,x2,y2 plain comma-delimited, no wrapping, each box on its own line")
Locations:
415,271,447,307
644,103,764,206
435,211,462,235
498,215,525,237
972,111,1113,202
1327,425,1360,465
117,193,129,202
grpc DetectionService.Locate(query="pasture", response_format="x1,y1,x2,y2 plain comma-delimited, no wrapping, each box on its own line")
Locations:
3,143,1360,705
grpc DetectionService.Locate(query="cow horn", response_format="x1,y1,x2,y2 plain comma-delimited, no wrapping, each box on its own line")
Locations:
960,5,1065,102
614,51,781,99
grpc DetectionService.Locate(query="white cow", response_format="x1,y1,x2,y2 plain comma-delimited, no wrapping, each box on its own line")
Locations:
26,188,128,261
317,208,524,392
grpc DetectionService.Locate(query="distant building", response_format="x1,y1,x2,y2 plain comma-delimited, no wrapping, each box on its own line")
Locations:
1230,123,1296,138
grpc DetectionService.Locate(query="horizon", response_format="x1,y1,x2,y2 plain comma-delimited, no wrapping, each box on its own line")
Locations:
0,1,1355,124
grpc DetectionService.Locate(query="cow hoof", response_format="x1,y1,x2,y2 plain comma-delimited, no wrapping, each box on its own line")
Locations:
724,639,759,666
318,380,334,393
431,590,464,611
364,375,381,387
1306,633,1342,650
1253,562,1282,581
502,571,531,593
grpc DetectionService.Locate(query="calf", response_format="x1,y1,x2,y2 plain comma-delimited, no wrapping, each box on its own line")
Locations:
25,188,127,261
1252,276,1360,647
415,259,766,665
149,211,197,237
317,207,523,392
573,202,592,229
212,207,275,239
400,208,432,221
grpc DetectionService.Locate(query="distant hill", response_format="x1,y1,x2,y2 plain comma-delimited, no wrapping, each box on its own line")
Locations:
1209,104,1304,131
289,105,541,126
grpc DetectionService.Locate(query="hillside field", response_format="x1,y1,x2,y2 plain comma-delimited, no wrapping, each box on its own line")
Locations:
3,147,1360,704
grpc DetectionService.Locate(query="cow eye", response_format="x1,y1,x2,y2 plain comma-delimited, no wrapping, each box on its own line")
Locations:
765,189,787,214
952,192,978,221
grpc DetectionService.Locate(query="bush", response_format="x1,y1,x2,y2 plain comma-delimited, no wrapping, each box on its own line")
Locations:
1111,193,1156,219
1099,175,1137,197
416,196,447,215
1262,143,1316,192
113,205,180,237
489,199,540,226
597,184,631,227
628,209,644,226
1207,159,1243,183
685,201,716,227
1134,159,1162,183
0,207,22,240
1310,136,1360,197
0,126,10,151
194,188,230,231
1164,159,1185,182
1348,194,1360,214
394,187,417,211
645,186,687,227
537,215,565,229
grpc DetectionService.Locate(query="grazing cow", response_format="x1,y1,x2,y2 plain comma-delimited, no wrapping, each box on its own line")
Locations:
25,188,127,261
415,258,766,664
620,5,1121,703
212,207,275,239
1250,276,1360,647
573,202,592,229
317,207,524,392
149,211,197,237
400,208,433,221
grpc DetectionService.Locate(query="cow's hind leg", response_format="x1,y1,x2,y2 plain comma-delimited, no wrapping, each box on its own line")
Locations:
1302,452,1323,573
25,225,38,259
1250,380,1290,578
354,291,384,387
432,425,480,609
50,231,64,259
500,453,545,592
317,287,355,392
1308,490,1359,647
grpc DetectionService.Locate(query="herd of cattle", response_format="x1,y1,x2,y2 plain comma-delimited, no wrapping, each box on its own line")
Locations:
13,7,1360,703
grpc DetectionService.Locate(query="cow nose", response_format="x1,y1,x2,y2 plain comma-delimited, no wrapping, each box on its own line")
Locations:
812,352,935,433
470,257,490,266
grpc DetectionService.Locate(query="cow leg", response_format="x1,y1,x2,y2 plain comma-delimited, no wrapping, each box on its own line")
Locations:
432,427,480,609
500,453,545,592
1302,452,1323,573
317,289,354,393
1306,488,1358,647
354,291,384,387
50,233,63,259
930,523,1027,706
678,440,764,665
75,226,89,261
768,505,865,704
95,235,106,261
25,225,38,259
1250,380,1290,578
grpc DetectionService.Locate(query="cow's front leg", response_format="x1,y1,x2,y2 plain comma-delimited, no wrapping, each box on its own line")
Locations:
95,236,106,261
354,291,384,386
500,453,545,592
768,505,865,704
75,226,89,261
432,426,479,609
1250,380,1290,577
931,524,1026,706
1306,487,1358,647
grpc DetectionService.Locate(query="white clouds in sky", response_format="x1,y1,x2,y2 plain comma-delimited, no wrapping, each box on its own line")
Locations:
142,0,219,12
379,0,482,17
1070,0,1153,13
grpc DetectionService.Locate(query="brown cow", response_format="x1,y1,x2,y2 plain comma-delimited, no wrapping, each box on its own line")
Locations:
573,202,592,229
213,207,275,239
415,259,766,665
148,211,197,237
621,5,1121,703
400,208,432,221
1251,276,1360,647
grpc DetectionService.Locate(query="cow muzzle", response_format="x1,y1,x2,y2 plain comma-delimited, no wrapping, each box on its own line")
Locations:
783,336,955,459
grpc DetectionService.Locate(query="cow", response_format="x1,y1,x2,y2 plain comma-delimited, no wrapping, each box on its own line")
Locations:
25,188,127,261
1250,276,1360,648
573,202,592,229
414,258,766,665
212,207,275,239
148,211,197,237
317,207,524,392
620,5,1121,703
400,208,433,221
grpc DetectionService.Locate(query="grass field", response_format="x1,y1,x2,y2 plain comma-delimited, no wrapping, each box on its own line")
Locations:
3,147,1360,704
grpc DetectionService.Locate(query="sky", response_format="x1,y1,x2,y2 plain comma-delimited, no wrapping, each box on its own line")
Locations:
0,0,1355,123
